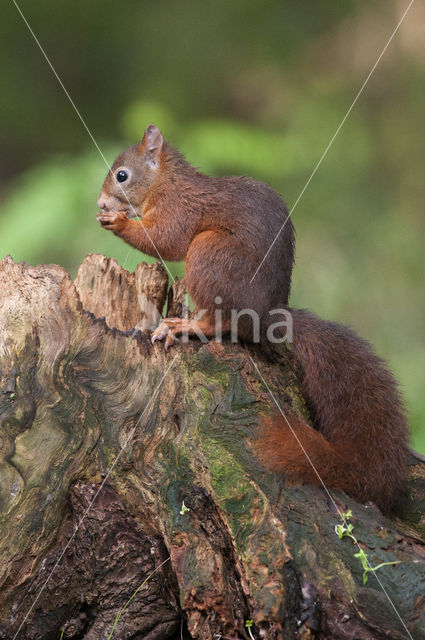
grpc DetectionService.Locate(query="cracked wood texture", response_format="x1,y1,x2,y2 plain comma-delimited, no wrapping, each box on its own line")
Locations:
0,253,424,640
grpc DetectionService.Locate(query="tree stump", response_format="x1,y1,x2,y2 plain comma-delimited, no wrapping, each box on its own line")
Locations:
0,254,424,640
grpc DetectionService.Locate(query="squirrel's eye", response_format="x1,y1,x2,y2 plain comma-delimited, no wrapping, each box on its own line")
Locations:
116,170,129,183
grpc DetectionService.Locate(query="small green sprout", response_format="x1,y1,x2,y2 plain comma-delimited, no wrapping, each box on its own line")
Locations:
354,549,401,585
179,500,190,515
335,509,355,541
335,510,400,584
245,619,255,640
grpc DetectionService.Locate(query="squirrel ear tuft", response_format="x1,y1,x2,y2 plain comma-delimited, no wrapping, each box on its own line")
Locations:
139,124,163,166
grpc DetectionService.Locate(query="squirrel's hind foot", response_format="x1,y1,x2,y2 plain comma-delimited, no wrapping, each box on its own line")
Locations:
151,320,178,350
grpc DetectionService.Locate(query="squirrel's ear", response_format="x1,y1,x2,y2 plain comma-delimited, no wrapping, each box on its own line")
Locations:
139,124,163,168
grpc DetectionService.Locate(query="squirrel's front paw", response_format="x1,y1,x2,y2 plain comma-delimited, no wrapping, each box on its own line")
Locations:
97,210,128,232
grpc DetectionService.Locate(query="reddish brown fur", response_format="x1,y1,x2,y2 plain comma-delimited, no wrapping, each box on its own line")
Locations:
97,125,409,514
256,414,354,490
257,309,408,512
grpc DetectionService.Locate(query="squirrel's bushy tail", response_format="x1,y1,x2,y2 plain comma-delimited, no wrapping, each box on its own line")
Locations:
258,309,409,513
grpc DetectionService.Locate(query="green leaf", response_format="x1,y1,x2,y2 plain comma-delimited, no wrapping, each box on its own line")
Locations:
179,500,190,515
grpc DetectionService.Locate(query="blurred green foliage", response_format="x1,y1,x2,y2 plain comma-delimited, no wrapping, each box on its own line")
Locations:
0,1,424,451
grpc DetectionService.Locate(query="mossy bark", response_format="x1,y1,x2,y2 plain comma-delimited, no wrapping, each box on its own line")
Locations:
0,254,424,640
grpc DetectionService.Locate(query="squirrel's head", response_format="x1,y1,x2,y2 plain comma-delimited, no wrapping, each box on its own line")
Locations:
97,124,164,218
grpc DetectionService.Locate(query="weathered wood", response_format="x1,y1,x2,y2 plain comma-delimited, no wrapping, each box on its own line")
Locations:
166,277,189,319
0,255,424,640
74,253,169,331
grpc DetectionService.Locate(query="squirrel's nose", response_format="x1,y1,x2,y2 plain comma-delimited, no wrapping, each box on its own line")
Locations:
97,195,107,210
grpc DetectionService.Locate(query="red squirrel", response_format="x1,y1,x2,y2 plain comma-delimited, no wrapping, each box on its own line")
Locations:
97,124,408,513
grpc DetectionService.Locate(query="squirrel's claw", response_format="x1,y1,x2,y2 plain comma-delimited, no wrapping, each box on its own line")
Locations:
164,332,176,350
151,322,178,350
151,322,170,345
151,331,167,344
